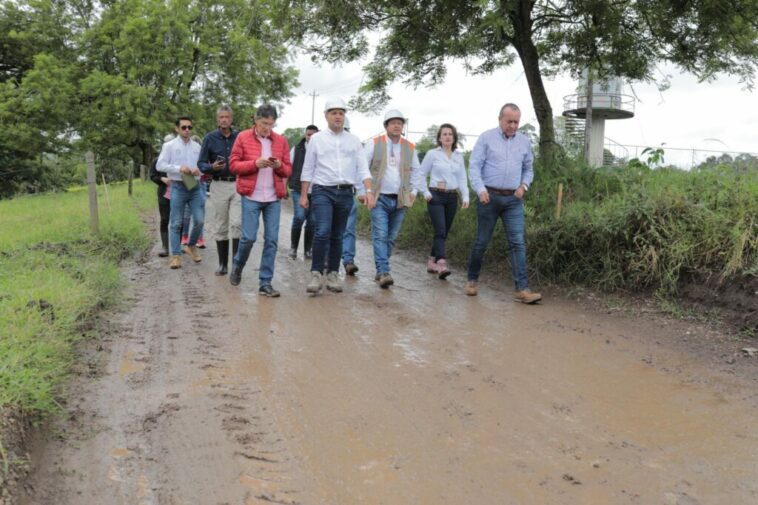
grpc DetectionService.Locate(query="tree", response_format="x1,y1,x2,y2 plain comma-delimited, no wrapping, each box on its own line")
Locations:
282,127,305,148
281,0,758,169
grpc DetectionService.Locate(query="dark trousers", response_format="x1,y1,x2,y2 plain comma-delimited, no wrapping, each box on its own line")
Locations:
158,194,170,234
427,190,458,260
310,185,354,274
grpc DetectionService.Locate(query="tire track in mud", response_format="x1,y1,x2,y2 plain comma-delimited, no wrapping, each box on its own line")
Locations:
22,252,307,505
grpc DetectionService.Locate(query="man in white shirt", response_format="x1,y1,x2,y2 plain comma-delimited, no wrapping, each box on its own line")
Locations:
300,98,374,294
364,109,422,288
157,116,203,269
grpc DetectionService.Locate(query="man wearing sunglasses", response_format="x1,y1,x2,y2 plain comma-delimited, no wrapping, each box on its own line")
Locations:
157,116,204,269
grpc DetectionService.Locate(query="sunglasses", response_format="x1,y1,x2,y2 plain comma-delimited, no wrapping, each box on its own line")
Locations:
180,125,193,130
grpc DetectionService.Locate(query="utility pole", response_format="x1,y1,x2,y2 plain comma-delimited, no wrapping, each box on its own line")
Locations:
310,90,319,125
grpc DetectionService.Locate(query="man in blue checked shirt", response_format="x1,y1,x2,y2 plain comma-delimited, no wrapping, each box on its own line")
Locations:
465,103,542,304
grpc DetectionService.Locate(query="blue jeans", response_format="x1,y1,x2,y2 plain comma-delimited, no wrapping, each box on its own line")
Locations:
427,190,458,260
341,198,358,265
310,185,354,274
467,194,529,290
371,194,407,275
169,182,204,255
234,198,281,287
290,190,311,233
181,181,206,237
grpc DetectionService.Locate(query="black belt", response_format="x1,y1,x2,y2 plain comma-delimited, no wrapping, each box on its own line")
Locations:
430,188,458,194
314,183,354,191
485,186,515,196
215,176,236,182
381,193,398,198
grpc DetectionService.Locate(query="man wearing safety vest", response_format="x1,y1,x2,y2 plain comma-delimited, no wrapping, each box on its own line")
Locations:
363,110,423,288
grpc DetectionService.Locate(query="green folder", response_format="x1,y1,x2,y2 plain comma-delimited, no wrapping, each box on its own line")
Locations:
181,172,198,190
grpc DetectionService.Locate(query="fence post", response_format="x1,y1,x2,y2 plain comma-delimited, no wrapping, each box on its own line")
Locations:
128,160,133,197
555,183,564,220
86,151,99,234
140,163,147,181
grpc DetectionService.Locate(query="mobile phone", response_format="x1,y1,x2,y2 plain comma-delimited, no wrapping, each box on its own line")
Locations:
215,155,225,163
268,157,277,162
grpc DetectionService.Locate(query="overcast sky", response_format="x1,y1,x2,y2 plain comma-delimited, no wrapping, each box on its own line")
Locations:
274,54,757,167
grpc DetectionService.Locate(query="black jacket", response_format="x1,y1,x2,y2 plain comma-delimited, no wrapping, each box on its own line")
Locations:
288,138,307,191
149,159,168,198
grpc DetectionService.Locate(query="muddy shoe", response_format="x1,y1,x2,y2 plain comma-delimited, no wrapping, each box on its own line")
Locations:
186,245,202,263
426,256,437,273
464,280,477,296
344,262,359,276
306,271,323,293
378,273,394,289
258,285,280,297
436,258,451,280
514,289,542,304
169,255,182,269
229,263,243,286
325,272,343,292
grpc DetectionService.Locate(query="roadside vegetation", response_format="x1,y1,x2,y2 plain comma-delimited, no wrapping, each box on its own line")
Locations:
0,182,153,422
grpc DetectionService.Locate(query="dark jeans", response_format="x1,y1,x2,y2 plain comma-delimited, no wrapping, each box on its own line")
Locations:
158,194,170,234
467,194,529,290
427,190,458,260
290,190,312,234
310,185,354,274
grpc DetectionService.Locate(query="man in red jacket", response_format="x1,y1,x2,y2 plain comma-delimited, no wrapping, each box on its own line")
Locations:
228,104,292,296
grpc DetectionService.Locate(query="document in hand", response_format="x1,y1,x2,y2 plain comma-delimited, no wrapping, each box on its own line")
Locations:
181,172,198,190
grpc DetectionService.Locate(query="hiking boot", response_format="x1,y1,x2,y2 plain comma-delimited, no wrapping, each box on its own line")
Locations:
426,256,437,273
229,263,243,286
344,262,359,276
186,245,202,263
377,273,394,289
325,271,343,292
306,271,323,293
436,258,451,280
258,285,280,298
169,255,182,269
197,236,206,248
514,289,542,304
464,280,477,296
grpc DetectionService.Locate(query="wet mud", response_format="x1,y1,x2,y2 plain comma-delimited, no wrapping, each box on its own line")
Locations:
18,205,758,505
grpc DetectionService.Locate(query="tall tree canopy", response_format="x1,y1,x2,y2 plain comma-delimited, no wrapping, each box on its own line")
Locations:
281,0,758,167
0,0,297,197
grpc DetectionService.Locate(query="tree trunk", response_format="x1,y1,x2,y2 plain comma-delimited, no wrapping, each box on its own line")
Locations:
140,142,155,169
510,2,559,169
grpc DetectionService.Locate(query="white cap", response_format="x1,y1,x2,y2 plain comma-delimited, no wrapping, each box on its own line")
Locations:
383,109,405,126
324,97,348,113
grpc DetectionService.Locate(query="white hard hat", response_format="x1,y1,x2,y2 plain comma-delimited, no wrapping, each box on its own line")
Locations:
383,109,405,126
324,97,348,113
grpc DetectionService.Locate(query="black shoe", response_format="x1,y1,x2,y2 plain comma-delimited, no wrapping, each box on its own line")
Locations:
229,263,243,286
215,264,228,276
215,240,229,276
258,285,280,297
159,231,169,257
344,262,359,276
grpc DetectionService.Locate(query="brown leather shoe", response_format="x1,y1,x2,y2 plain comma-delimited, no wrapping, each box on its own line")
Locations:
514,289,542,304
464,280,477,296
169,255,182,269
186,245,202,263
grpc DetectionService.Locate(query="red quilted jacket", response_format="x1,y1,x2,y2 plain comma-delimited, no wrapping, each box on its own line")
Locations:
229,129,292,198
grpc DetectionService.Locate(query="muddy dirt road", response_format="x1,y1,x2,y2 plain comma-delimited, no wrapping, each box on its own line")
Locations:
21,207,758,505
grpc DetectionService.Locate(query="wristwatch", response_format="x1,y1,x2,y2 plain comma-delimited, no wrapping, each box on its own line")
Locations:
366,189,373,193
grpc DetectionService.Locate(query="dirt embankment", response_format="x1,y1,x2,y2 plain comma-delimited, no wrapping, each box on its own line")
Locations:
5,208,758,504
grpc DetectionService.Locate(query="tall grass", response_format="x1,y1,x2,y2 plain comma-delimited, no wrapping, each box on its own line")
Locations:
0,181,154,417
394,161,758,295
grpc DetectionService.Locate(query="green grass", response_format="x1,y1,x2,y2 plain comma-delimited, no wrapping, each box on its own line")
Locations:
0,181,154,417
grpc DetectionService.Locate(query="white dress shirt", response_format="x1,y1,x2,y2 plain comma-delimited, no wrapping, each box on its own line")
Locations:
360,136,422,195
415,147,470,204
301,128,371,187
156,136,201,181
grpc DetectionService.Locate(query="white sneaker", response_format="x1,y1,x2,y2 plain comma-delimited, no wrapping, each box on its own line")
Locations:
325,271,343,292
306,271,323,293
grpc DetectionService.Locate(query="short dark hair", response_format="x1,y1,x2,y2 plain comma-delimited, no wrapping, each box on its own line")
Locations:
175,116,192,126
305,124,319,132
254,104,278,120
436,123,459,151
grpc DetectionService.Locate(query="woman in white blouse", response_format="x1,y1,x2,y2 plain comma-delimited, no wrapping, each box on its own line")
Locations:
417,123,470,279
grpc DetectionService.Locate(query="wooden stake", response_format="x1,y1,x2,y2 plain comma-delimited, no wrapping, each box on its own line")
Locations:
101,173,112,212
86,151,99,234
555,183,564,220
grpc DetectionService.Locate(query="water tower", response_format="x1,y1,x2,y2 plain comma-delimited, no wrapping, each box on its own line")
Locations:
562,72,635,166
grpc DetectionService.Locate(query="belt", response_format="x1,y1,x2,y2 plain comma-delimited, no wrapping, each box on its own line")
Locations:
215,176,235,182
430,187,458,194
314,183,354,191
381,193,398,198
485,186,515,196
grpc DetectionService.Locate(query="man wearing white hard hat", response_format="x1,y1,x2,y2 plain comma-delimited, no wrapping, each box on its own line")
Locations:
363,109,422,288
300,97,375,294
